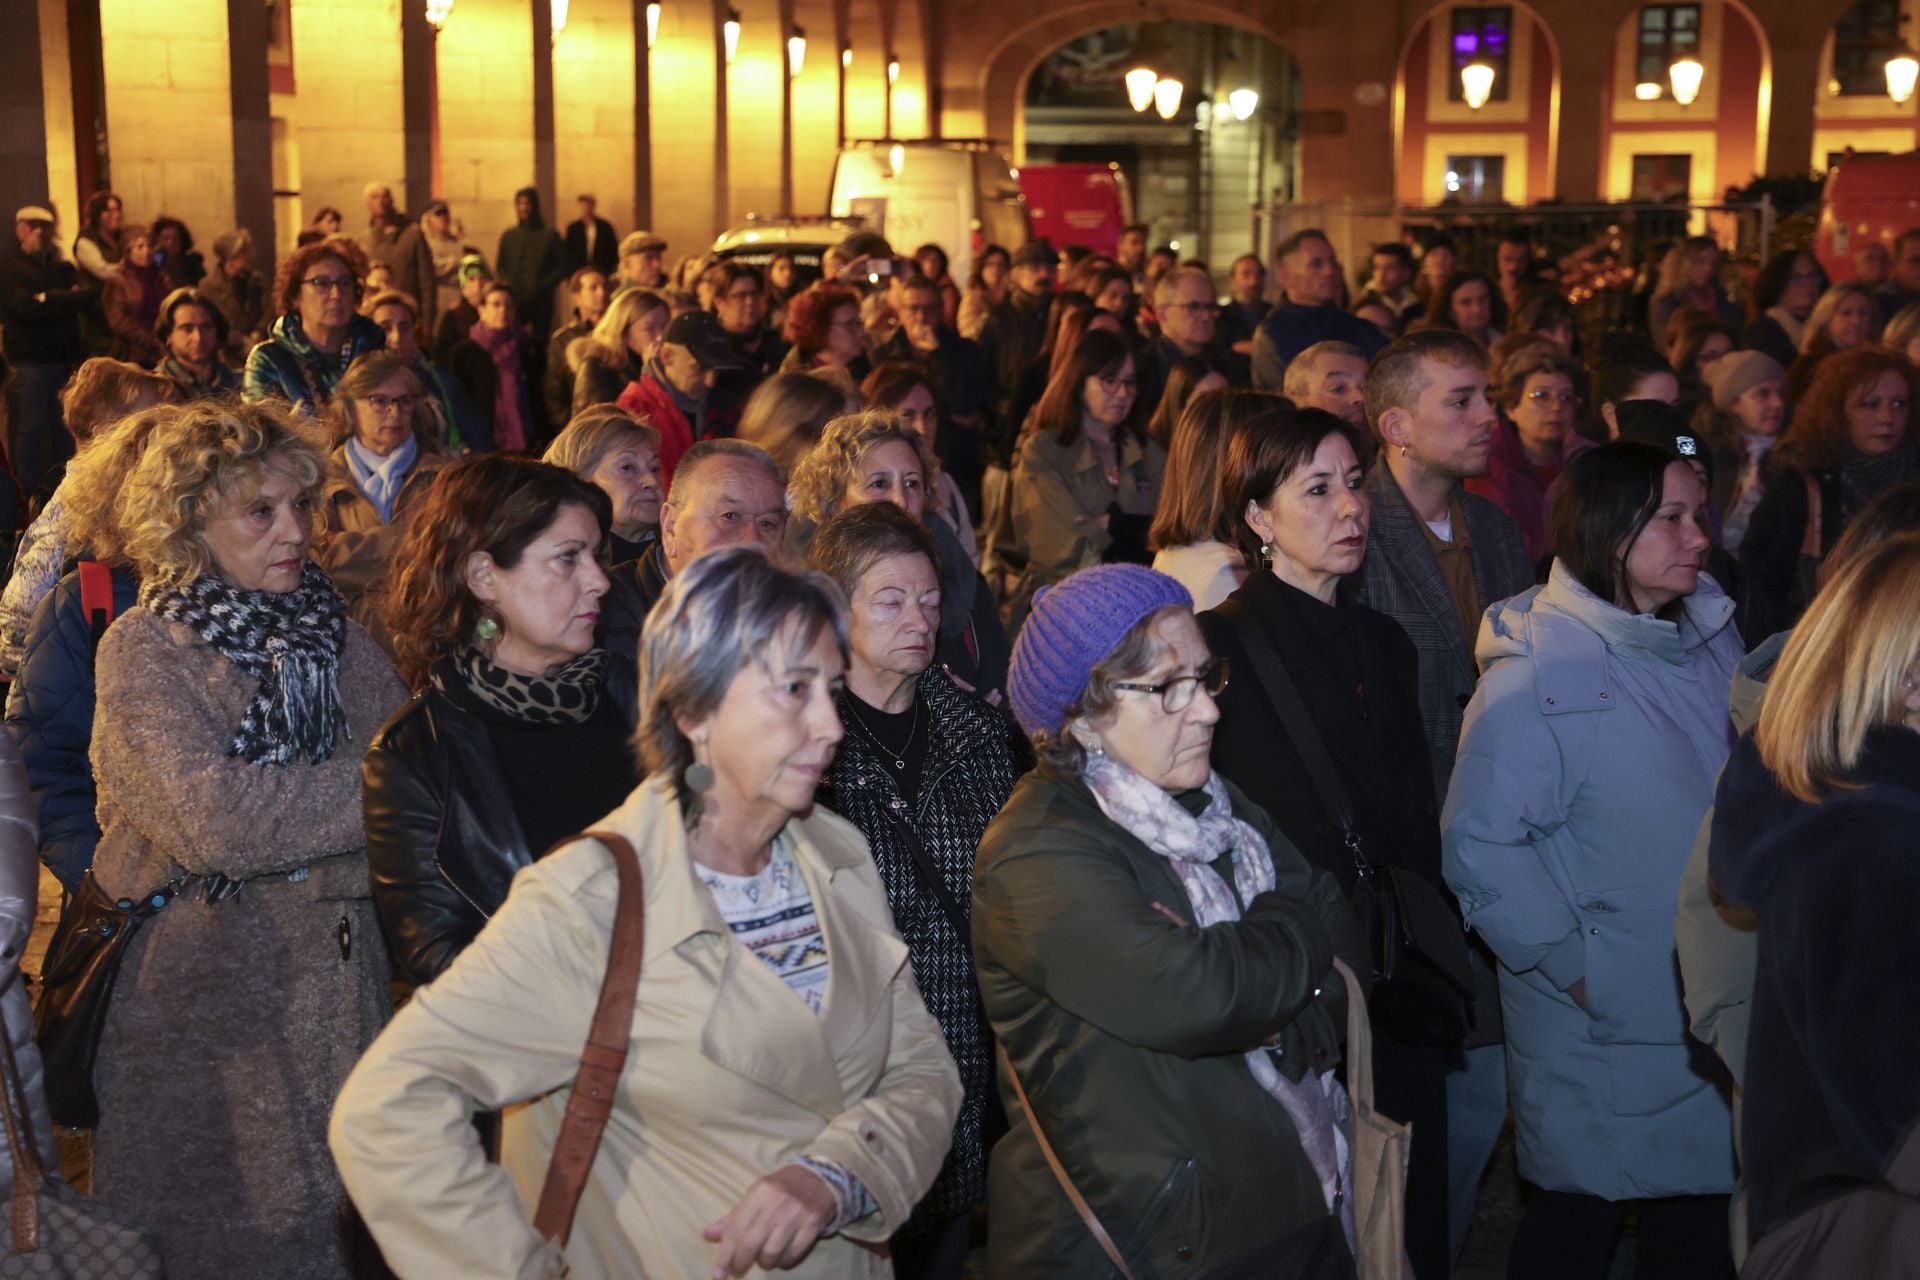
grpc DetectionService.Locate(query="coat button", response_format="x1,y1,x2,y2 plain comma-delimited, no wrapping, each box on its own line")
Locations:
1545,696,1556,706
1598,691,1610,700
1175,1246,1194,1262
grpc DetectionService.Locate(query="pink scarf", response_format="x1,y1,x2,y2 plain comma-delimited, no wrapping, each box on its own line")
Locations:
470,322,530,451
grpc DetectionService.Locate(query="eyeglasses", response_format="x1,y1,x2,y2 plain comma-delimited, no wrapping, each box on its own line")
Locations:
1163,301,1218,314
365,393,420,415
1097,374,1138,395
1525,388,1576,405
1111,658,1230,713
302,275,355,294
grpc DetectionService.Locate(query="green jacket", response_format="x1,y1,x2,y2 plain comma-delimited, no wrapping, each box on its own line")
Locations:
972,766,1368,1278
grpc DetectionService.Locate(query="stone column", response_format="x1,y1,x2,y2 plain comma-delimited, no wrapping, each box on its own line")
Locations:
227,0,274,250
2,0,53,212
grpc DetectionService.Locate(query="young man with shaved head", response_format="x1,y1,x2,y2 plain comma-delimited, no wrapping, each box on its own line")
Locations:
1355,328,1534,1269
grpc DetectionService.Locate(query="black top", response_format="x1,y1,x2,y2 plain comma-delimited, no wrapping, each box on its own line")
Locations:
840,690,928,806
437,674,640,859
1198,569,1442,894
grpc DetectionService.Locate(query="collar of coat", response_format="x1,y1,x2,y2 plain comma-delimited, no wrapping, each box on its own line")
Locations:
569,773,906,1119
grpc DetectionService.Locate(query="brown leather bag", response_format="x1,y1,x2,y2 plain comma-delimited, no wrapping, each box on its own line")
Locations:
530,830,646,1247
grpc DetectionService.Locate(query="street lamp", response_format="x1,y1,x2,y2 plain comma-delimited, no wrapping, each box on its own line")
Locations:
1634,80,1662,101
1460,61,1495,110
646,1,659,50
1125,67,1158,113
723,8,740,65
1668,56,1704,106
425,0,452,28
841,45,852,69
1889,50,1920,104
1153,75,1183,119
550,0,567,37
887,53,900,85
1228,87,1259,120
788,26,806,77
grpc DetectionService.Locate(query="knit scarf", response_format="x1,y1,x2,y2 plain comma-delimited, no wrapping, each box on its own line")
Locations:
442,646,608,724
1081,752,1355,1245
470,322,531,451
143,562,349,766
1841,439,1919,524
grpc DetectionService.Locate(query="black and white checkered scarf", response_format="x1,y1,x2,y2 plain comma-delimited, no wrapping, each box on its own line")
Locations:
143,563,350,766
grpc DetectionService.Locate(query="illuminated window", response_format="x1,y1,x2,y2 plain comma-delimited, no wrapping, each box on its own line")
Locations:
1447,7,1513,103
1630,154,1692,201
1635,5,1701,98
1831,0,1904,96
1444,154,1506,203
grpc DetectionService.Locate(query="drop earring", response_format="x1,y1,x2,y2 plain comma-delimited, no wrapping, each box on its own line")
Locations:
472,615,499,644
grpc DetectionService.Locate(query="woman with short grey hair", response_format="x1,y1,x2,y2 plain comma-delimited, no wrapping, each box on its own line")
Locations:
334,544,962,1280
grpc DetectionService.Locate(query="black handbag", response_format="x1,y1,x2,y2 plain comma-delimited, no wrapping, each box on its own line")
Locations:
1223,606,1474,1048
0,977,165,1277
32,873,179,1130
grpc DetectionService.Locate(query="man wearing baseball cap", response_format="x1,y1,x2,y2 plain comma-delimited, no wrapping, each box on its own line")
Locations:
1,205,94,493
616,310,745,486
617,231,668,290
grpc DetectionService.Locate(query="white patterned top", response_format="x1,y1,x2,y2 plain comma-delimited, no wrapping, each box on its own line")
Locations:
695,835,831,1014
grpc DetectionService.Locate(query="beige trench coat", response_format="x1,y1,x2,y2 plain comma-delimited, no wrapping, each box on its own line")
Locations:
330,774,962,1280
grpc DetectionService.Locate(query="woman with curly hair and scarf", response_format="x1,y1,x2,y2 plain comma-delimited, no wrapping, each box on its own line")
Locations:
85,399,408,1278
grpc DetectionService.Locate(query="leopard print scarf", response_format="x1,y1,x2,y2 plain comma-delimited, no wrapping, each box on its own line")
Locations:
444,646,609,725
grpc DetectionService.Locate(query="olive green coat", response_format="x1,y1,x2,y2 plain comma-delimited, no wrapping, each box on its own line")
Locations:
972,767,1368,1278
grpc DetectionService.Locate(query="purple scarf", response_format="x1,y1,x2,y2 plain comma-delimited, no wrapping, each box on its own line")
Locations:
470,323,531,451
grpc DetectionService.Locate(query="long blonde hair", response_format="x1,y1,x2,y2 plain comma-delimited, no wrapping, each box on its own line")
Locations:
1755,532,1920,801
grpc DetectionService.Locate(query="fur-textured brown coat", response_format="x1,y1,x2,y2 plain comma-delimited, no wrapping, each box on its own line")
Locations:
88,607,406,1279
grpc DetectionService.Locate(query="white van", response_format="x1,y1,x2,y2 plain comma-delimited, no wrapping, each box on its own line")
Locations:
828,140,1029,285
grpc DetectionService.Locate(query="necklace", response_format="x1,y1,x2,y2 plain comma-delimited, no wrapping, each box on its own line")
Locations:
844,694,920,771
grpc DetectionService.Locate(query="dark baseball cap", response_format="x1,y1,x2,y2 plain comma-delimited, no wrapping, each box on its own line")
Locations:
1616,399,1712,484
1011,239,1060,269
662,311,746,370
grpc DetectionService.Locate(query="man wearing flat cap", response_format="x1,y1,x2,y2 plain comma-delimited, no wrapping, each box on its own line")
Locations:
1,206,94,494
617,232,668,290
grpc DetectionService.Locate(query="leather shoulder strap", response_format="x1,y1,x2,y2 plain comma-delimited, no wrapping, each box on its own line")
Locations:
532,830,645,1246
1219,602,1360,840
997,1043,1138,1280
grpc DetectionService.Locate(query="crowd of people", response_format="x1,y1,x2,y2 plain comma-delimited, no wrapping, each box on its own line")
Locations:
0,181,1918,1280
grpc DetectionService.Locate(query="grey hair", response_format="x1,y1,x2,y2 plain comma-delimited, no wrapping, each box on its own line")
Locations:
1282,340,1365,401
636,545,849,806
665,438,783,508
1153,265,1214,311
543,404,662,479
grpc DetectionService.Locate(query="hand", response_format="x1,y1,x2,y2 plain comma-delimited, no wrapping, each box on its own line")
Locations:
1567,978,1589,1011
703,1165,836,1278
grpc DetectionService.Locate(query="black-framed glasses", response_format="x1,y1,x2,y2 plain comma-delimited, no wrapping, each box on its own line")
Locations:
1111,658,1229,713
302,275,355,294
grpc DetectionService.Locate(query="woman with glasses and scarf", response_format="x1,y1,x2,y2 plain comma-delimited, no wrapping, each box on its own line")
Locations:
1005,329,1167,630
84,399,408,1278
362,455,638,991
1199,404,1461,1280
318,350,453,649
977,562,1367,1277
243,237,388,416
1471,346,1583,569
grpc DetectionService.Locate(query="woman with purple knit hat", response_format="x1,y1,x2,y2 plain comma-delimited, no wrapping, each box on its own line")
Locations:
972,562,1369,1278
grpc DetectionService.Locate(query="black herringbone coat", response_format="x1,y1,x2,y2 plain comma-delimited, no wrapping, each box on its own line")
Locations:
816,666,1019,1244
1350,464,1533,805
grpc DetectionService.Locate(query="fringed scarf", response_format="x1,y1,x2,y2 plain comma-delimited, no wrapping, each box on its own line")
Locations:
143,562,350,766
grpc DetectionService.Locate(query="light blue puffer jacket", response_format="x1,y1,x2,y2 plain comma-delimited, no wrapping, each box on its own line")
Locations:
1443,561,1743,1199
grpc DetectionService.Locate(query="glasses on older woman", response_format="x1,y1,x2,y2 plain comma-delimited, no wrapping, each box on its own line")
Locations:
1110,657,1229,713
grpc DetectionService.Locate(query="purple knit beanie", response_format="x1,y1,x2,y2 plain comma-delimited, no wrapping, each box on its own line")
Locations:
1008,564,1194,737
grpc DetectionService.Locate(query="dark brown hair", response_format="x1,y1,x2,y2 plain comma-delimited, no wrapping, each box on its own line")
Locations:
156,286,231,346
1145,354,1217,450
383,456,612,687
1030,329,1144,449
1548,441,1684,613
1222,405,1361,566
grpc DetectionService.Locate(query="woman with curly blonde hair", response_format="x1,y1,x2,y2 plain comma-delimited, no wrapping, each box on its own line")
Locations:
83,397,407,1279
790,410,1012,709
365,455,637,990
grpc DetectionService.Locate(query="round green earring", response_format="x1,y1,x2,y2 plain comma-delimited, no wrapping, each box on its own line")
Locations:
473,615,500,643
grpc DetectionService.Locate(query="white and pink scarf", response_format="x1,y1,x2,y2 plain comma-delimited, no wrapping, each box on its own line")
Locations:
1082,752,1355,1247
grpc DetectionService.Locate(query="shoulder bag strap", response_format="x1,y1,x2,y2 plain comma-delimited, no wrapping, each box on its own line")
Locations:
532,830,645,1246
77,559,115,644
884,808,970,943
1220,605,1366,866
996,1042,1139,1280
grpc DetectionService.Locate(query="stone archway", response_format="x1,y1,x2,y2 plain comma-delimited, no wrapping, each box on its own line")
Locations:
948,0,1404,203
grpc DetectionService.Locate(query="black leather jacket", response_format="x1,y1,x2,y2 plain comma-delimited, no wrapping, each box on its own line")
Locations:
362,661,638,988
